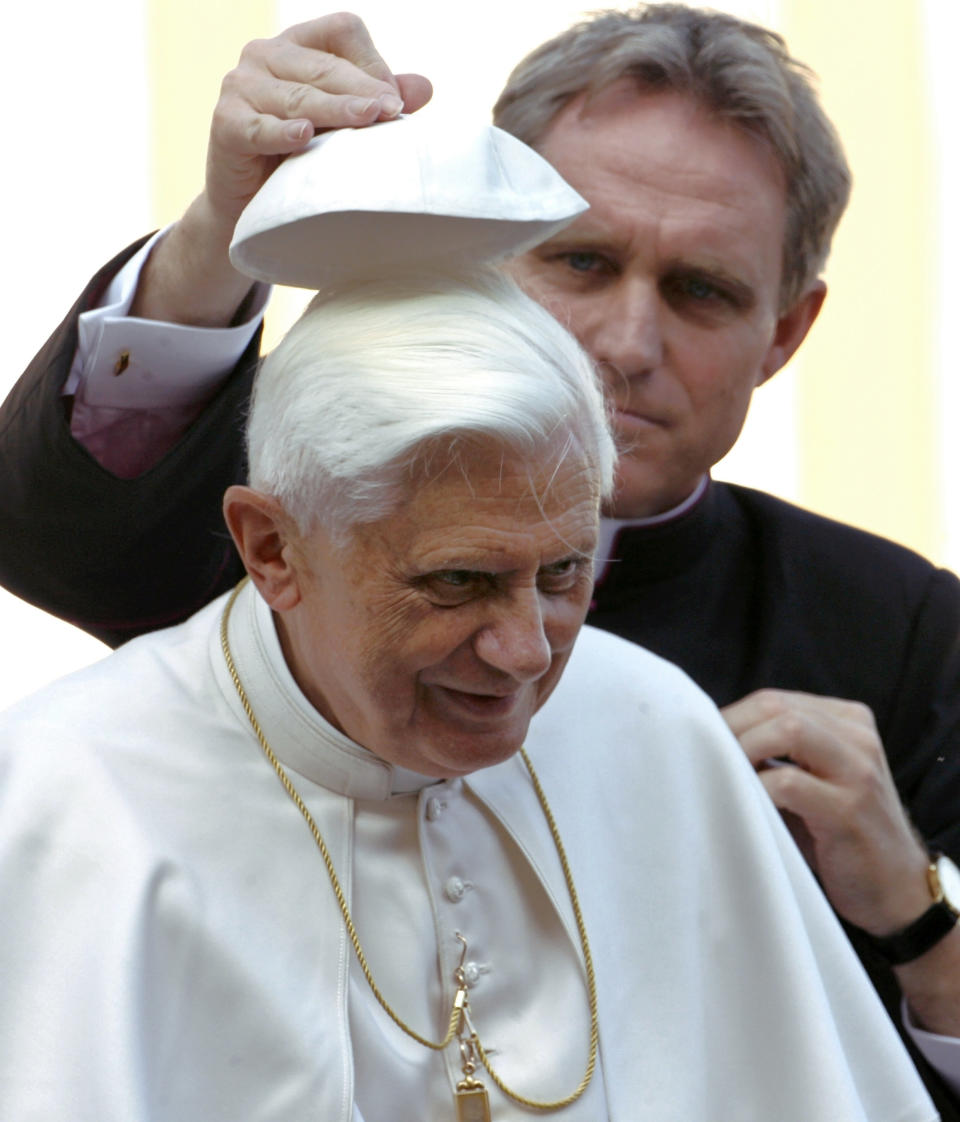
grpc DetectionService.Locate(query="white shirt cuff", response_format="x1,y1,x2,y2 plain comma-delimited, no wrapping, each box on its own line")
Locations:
64,227,269,409
903,998,960,1095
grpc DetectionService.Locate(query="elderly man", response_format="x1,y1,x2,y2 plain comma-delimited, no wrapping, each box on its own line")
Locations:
1,3,959,1112
0,263,939,1120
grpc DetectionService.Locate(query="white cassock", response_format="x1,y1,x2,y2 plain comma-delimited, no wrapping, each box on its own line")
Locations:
0,580,938,1121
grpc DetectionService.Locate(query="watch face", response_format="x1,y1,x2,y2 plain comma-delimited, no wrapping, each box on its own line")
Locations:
936,854,960,911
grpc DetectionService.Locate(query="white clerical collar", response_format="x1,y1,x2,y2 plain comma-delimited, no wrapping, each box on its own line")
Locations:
217,579,439,800
595,475,709,579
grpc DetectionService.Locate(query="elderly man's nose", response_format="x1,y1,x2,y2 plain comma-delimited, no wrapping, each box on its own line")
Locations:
474,597,552,681
588,283,663,377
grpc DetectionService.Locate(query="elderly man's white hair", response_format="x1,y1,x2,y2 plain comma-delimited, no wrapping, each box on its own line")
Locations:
247,267,616,542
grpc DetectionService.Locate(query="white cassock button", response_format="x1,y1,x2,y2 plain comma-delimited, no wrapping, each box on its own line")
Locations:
425,797,445,821
445,876,466,902
462,961,482,986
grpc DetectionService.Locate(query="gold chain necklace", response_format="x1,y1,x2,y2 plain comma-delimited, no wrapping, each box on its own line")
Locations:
220,579,598,1118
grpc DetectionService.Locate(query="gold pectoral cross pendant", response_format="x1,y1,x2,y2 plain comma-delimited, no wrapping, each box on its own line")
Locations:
453,935,491,1122
455,1081,491,1122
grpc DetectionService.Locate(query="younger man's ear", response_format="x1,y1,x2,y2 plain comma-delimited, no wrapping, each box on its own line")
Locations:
222,486,302,611
759,280,827,385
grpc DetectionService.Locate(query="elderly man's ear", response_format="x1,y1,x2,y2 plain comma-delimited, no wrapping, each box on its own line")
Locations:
223,485,303,611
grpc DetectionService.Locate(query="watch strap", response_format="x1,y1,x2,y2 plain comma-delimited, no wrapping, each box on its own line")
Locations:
865,858,960,966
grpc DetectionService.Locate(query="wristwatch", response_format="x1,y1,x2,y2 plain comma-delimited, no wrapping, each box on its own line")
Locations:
867,853,960,966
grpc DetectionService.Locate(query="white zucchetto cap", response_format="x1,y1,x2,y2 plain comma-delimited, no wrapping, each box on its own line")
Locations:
229,111,588,288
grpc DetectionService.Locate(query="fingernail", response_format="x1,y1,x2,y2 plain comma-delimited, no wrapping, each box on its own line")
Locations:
378,93,403,118
347,97,378,119
285,120,312,142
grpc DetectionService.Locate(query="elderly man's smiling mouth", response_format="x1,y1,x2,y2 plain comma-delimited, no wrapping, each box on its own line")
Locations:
430,685,526,720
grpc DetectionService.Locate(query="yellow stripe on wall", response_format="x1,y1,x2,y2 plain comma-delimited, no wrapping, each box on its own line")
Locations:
149,0,276,226
781,0,940,560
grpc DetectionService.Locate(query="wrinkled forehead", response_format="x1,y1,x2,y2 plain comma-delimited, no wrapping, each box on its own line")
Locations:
339,440,603,564
535,82,789,297
544,80,786,186
405,432,602,508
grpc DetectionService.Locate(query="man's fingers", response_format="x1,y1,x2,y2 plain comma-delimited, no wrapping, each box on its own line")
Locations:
213,72,433,162
200,15,434,229
756,758,838,821
252,36,400,103
287,12,398,87
227,41,401,119
722,689,880,775
722,687,872,734
213,36,434,162
214,82,387,159
722,689,933,932
395,73,434,115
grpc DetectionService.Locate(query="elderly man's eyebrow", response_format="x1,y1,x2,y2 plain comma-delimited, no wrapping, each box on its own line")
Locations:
419,544,595,576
